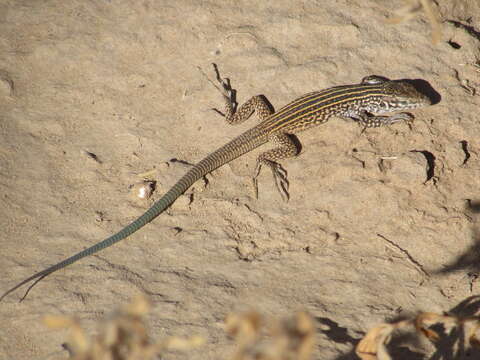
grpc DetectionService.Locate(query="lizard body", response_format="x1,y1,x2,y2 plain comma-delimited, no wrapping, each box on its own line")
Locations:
1,67,431,301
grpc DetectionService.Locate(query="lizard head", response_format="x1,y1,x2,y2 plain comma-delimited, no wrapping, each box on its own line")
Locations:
378,81,432,111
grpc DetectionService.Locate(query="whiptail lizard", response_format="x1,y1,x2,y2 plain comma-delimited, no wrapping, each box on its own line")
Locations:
1,65,431,301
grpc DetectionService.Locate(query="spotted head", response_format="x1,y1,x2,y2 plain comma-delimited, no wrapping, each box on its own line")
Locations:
361,75,431,114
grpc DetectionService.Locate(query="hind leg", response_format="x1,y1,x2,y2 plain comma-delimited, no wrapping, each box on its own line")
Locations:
253,132,300,202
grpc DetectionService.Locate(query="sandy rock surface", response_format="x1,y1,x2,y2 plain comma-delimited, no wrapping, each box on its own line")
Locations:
1,0,480,359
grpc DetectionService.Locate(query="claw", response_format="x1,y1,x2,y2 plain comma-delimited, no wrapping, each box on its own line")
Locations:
374,112,414,127
252,160,290,201
251,177,259,200
198,63,237,117
271,162,289,202
197,63,230,98
212,63,233,98
252,161,262,199
389,112,414,123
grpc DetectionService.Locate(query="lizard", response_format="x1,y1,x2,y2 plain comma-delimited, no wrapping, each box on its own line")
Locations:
0,64,431,301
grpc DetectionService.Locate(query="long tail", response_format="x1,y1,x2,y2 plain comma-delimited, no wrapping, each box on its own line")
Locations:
1,128,266,301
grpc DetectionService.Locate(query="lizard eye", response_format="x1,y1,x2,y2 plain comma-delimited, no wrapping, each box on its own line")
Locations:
361,75,390,85
379,101,389,110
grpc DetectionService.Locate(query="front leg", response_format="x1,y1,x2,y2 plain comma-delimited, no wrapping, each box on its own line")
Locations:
348,110,414,128
253,132,300,202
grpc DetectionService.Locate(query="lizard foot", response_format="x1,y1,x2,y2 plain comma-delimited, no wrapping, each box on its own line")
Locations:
198,63,237,116
252,159,289,202
361,112,414,128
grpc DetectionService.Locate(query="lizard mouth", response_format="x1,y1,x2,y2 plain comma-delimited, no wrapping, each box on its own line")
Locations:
381,94,431,111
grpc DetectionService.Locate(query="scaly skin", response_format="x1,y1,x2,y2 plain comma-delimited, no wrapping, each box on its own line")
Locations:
1,67,431,301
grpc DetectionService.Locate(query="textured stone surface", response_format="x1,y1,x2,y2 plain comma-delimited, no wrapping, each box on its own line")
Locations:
1,1,479,359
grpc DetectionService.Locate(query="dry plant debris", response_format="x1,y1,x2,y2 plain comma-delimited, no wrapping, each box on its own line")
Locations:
43,295,204,360
43,298,315,360
387,0,442,44
42,298,480,360
356,311,480,360
225,311,315,360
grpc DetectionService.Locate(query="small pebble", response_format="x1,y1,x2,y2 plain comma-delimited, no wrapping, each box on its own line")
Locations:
130,181,156,199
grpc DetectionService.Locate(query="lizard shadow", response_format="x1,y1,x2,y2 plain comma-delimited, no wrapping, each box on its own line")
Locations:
400,78,441,105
